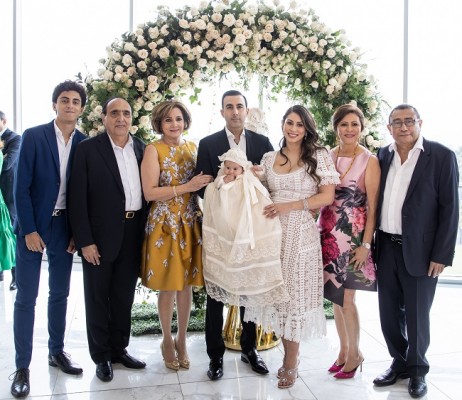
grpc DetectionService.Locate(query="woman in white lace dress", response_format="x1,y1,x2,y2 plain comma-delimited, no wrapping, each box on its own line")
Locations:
260,105,340,389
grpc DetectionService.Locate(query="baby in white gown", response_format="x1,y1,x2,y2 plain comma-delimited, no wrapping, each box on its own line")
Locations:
202,148,288,324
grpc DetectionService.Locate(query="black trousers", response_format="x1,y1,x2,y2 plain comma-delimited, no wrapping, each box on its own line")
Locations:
376,230,437,377
82,215,142,364
205,295,257,359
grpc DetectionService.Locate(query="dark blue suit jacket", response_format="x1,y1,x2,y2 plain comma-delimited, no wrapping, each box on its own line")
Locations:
13,121,86,240
375,138,459,275
0,128,21,221
195,128,274,198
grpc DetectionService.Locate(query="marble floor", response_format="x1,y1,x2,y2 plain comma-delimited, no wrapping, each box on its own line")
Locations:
1,261,461,400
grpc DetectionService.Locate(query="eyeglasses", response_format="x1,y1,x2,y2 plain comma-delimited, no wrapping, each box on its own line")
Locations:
390,118,419,128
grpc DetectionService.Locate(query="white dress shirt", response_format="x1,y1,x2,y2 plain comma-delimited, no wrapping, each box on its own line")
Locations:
108,134,142,211
380,134,424,235
225,127,247,154
54,121,75,210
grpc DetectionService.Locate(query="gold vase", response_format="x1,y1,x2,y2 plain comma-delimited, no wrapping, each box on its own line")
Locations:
223,305,280,350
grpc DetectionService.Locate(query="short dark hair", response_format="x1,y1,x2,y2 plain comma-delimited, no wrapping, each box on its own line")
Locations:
52,80,87,107
221,90,248,108
0,110,6,121
388,104,420,123
332,104,365,132
151,100,192,133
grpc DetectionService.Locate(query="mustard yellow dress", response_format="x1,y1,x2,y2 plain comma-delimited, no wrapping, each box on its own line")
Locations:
141,140,204,290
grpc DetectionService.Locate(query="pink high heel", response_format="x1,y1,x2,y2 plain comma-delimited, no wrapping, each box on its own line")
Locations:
333,361,363,379
328,361,345,373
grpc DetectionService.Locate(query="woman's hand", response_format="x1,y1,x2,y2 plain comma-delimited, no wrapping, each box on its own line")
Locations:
187,172,213,191
263,203,290,219
350,245,369,271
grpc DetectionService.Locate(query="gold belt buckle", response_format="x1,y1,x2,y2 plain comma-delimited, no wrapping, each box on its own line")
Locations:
125,211,135,219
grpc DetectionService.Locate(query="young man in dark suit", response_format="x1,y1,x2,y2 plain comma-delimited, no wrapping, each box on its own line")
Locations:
373,104,459,398
11,81,87,398
0,110,21,289
69,97,147,383
195,90,274,380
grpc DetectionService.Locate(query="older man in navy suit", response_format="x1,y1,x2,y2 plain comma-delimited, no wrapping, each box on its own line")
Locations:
195,90,274,381
10,81,87,398
373,104,459,398
0,110,21,289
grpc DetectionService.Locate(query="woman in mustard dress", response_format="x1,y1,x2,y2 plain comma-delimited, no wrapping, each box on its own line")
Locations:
140,100,212,370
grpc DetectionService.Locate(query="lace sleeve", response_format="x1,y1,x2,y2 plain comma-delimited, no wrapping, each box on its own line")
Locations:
258,151,273,187
316,148,340,186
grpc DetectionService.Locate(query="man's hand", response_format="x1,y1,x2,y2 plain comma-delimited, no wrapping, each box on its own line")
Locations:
428,261,445,278
25,232,46,253
82,244,101,266
67,238,76,254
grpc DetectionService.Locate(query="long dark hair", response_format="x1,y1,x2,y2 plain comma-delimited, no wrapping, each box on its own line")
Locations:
279,105,323,184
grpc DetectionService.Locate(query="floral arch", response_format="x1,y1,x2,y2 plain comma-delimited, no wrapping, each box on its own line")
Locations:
81,0,384,149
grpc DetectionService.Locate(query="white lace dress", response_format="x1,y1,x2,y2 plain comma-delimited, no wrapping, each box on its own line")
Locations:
260,149,340,342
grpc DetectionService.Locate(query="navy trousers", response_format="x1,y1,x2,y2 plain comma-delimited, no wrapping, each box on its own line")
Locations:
13,214,73,368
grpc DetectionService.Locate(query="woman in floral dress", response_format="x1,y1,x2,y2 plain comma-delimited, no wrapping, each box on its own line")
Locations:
260,105,339,389
318,104,380,379
140,101,212,370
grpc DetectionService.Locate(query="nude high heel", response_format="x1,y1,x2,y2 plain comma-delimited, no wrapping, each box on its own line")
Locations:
160,341,180,371
174,338,190,369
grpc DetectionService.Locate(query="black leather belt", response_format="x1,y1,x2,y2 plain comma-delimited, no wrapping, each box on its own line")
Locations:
125,210,140,219
52,209,65,217
380,230,402,245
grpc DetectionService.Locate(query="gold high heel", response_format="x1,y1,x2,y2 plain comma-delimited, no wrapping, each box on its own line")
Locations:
160,341,180,371
174,338,190,369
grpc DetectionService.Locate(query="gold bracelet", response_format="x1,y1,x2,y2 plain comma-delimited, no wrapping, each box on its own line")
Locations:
173,186,178,197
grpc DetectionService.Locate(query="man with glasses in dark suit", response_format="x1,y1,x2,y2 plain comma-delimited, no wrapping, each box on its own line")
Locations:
373,104,459,398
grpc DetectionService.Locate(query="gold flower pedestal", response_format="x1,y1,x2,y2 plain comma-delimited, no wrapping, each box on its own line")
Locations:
223,305,280,350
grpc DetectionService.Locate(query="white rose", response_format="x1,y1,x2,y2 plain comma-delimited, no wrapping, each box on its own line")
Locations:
265,22,274,33
198,58,208,68
182,44,191,54
310,81,319,89
233,33,246,46
329,78,338,86
336,59,344,67
137,61,147,72
289,0,298,9
148,27,159,39
272,39,282,49
143,101,154,111
137,36,147,46
140,115,151,127
179,19,189,29
176,58,184,67
366,135,374,145
287,22,296,31
213,3,225,12
322,60,331,69
112,52,122,61
326,85,335,95
158,47,170,59
263,32,273,42
326,48,336,58
129,126,138,134
316,47,324,56
223,14,236,27
319,39,327,47
137,49,149,59
195,19,206,30
122,54,132,67
183,32,192,42
349,51,358,62
309,42,318,52
279,31,288,40
124,42,136,52
114,65,124,74
169,82,180,92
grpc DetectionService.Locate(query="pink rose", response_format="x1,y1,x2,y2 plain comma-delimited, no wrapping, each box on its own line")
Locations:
352,207,367,236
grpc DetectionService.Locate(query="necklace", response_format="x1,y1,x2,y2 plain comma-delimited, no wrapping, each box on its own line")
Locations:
336,142,358,180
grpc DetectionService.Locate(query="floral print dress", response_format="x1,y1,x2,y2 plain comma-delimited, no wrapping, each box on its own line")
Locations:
141,141,204,291
318,150,377,307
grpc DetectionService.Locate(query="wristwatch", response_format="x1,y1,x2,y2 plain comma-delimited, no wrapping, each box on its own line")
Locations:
362,242,371,250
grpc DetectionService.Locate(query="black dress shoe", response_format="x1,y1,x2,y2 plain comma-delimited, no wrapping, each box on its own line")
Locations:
10,279,17,291
0,271,4,281
112,353,146,369
10,368,30,398
409,376,427,398
241,348,269,374
373,367,410,386
48,352,83,375
207,357,223,380
96,361,113,382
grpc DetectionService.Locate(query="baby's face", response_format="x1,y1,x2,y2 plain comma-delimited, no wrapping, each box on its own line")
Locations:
224,160,244,177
